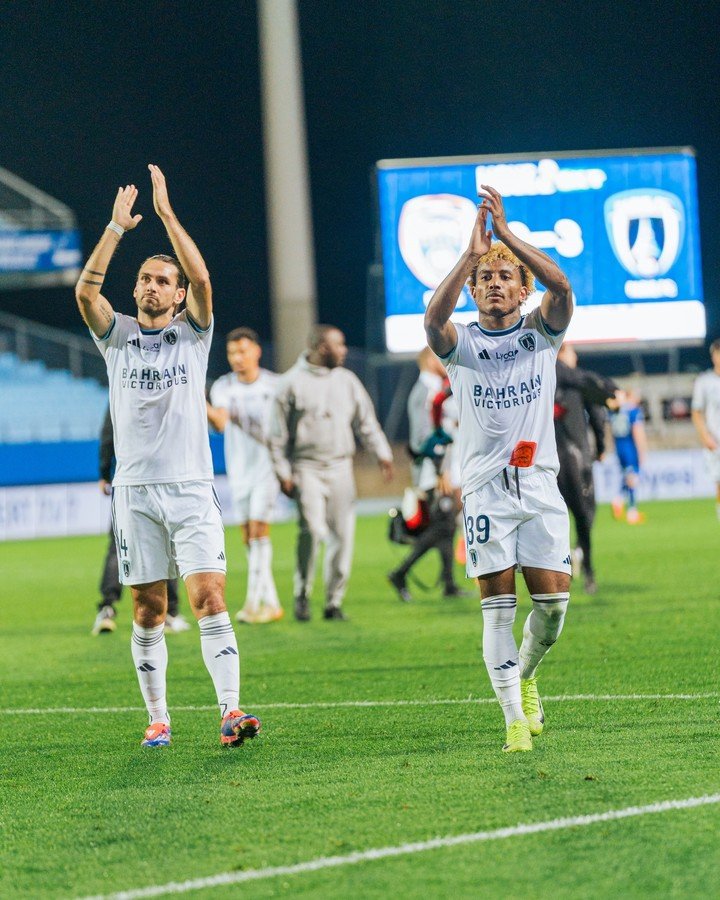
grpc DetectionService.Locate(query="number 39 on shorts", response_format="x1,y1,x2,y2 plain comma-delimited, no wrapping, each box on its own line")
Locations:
465,513,490,545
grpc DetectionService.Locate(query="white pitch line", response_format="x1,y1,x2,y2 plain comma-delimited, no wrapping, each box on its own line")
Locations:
2,692,719,716
79,793,720,900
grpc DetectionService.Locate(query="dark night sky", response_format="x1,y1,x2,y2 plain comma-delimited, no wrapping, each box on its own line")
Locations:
1,0,719,371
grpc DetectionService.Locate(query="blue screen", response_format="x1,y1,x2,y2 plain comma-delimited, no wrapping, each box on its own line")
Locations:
377,149,704,352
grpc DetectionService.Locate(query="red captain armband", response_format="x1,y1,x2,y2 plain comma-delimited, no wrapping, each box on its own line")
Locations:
509,440,537,468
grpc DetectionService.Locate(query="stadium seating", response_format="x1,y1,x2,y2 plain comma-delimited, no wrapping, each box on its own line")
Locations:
0,351,107,444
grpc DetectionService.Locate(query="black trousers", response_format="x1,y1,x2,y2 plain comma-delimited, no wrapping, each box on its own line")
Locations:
394,491,458,590
557,443,596,577
99,525,179,616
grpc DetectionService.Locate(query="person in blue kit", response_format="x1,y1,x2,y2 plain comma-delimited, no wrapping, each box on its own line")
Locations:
609,389,648,524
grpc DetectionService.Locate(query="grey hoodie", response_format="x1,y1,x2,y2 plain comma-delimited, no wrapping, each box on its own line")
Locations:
268,353,392,481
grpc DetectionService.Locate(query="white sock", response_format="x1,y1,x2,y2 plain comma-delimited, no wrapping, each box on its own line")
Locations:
258,536,281,610
519,593,570,679
245,540,262,613
199,612,240,717
131,622,169,724
481,594,525,726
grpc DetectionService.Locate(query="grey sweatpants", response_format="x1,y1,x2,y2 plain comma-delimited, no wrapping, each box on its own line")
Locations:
293,458,356,609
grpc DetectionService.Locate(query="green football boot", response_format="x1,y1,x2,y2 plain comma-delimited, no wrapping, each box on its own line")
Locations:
520,676,545,737
502,719,532,753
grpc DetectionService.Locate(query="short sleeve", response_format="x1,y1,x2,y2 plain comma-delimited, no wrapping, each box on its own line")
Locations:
181,310,214,354
525,307,566,350
90,312,131,357
440,322,473,368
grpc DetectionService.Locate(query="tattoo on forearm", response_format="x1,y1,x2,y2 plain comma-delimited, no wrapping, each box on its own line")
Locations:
98,299,113,325
80,278,103,286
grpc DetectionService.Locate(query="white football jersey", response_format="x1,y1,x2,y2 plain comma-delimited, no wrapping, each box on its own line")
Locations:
442,307,565,497
692,370,720,441
210,368,279,491
91,310,214,486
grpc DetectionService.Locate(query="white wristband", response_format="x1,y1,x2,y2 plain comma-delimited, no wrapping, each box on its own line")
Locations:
106,220,125,237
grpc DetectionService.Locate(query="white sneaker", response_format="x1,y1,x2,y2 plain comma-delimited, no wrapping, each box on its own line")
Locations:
236,607,262,624
254,606,285,624
165,613,191,633
91,606,116,636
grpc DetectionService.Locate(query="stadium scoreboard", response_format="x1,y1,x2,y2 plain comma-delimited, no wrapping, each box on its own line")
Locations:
376,148,704,353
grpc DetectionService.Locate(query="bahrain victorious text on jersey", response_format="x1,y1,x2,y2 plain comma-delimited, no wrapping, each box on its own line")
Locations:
442,306,566,498
91,309,215,486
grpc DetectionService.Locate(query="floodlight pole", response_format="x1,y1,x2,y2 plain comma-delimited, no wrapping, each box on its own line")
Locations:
258,0,318,372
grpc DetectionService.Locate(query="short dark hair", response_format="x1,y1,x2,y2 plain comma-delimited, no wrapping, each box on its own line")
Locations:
226,327,260,345
141,254,187,290
308,324,341,350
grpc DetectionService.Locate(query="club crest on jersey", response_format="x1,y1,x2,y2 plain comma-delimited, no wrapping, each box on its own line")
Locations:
163,329,178,345
519,334,536,352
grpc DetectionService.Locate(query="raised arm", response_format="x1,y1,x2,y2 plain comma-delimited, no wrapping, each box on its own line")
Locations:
424,205,491,356
75,185,143,337
148,164,212,329
479,184,573,333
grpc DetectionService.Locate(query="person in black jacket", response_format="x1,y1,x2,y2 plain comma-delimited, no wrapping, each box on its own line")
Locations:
91,407,188,634
387,349,467,602
554,344,617,595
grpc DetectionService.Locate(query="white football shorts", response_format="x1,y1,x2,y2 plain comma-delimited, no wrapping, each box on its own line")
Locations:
230,474,280,524
704,448,720,484
111,481,227,585
462,467,571,578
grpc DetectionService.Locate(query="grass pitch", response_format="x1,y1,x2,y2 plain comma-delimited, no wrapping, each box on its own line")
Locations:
1,500,719,898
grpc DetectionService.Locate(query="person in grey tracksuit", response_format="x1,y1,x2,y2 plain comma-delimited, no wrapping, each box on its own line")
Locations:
268,325,394,621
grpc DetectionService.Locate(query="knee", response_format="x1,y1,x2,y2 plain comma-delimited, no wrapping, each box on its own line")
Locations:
133,588,166,627
193,585,226,617
135,604,163,628
530,595,569,638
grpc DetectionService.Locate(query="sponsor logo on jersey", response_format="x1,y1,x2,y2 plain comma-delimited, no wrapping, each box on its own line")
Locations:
127,337,162,352
472,374,542,409
496,348,519,361
477,348,491,360
519,333,536,352
121,364,188,390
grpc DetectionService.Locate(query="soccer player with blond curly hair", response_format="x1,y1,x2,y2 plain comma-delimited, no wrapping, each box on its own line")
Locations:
424,185,574,753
